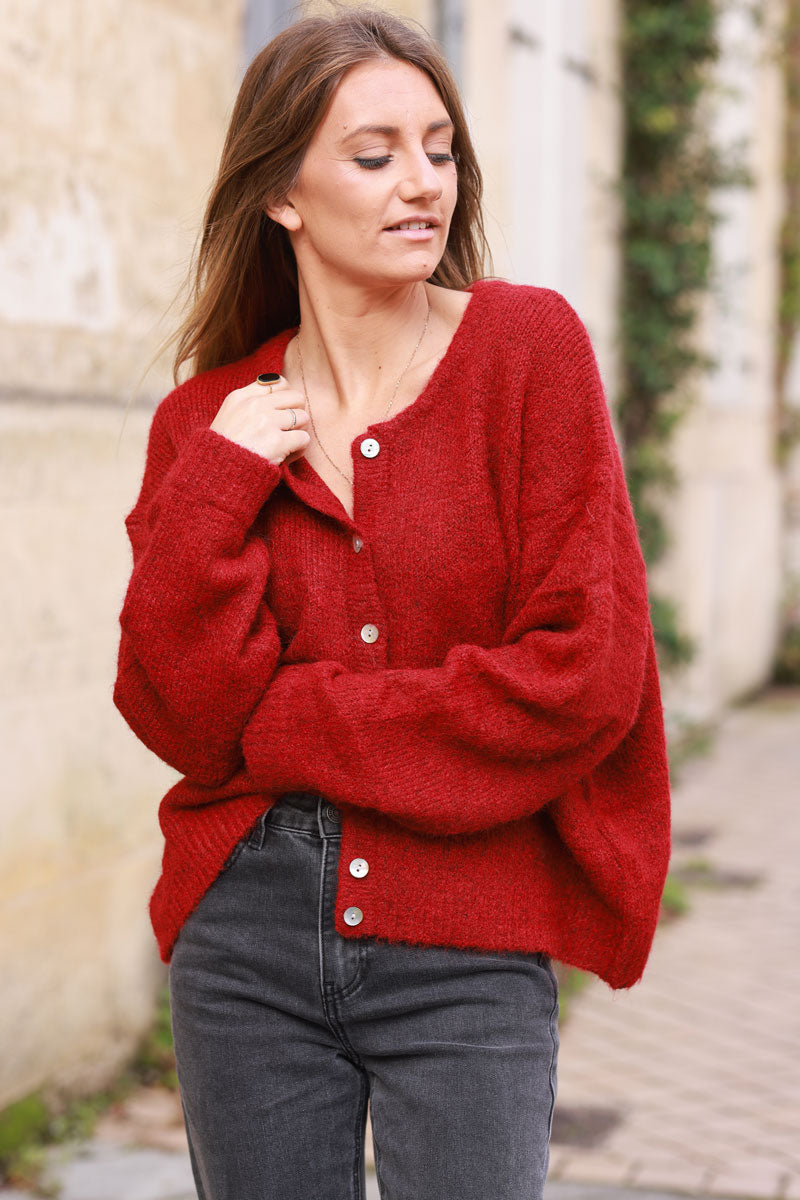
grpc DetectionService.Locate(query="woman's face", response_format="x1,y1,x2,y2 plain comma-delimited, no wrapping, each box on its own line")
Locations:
271,57,458,289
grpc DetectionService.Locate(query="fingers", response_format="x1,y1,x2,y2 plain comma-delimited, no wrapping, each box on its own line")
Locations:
284,430,312,455
251,376,309,441
251,373,305,407
210,374,310,464
279,406,309,432
255,372,289,394
255,372,284,390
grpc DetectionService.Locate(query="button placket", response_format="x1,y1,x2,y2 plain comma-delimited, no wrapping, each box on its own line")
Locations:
342,440,381,930
342,855,369,926
348,433,385,669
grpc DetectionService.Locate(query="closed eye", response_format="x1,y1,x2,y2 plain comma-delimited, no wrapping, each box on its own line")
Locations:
354,153,456,170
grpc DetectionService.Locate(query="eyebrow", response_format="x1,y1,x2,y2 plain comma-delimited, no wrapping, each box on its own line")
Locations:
338,119,454,146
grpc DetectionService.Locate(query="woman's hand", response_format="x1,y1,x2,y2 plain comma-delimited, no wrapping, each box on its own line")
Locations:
210,374,311,465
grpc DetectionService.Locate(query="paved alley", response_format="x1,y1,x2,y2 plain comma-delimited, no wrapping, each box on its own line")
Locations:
547,689,800,1198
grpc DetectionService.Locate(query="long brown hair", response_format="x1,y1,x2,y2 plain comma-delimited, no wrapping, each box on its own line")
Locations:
168,4,490,383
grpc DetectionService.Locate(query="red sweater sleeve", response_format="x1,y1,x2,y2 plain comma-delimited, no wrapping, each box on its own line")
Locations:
239,298,654,835
113,399,284,787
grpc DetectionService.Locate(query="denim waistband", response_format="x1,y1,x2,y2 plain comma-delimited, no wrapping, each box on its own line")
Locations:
247,792,341,844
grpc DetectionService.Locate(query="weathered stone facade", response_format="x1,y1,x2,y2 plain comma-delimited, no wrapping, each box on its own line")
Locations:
1,0,244,1107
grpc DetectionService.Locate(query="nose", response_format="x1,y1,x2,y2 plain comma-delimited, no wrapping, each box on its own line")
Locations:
398,148,443,203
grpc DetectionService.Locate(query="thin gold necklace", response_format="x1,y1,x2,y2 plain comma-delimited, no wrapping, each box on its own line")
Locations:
295,292,432,488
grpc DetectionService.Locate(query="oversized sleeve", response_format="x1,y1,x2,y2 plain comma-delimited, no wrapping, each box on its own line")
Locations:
239,295,654,834
113,395,284,787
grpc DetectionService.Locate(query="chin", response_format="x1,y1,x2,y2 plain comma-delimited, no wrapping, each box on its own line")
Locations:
375,256,442,286
337,268,432,292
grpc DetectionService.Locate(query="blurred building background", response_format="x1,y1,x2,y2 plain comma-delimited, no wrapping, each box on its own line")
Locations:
1,0,798,1114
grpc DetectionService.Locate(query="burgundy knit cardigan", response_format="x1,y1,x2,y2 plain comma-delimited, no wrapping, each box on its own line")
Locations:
114,279,672,990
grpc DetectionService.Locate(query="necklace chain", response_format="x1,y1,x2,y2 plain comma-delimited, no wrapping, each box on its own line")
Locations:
295,291,432,488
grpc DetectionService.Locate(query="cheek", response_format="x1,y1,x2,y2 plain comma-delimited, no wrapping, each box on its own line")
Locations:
298,160,453,253
324,188,385,243
311,171,380,226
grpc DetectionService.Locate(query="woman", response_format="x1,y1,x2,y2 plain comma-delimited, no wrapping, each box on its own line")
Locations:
114,7,671,1200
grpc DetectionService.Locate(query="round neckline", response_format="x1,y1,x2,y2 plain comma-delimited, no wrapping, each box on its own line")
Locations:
355,278,486,443
271,279,488,450
258,280,491,514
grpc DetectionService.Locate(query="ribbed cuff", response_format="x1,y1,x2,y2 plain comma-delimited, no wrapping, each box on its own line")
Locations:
166,426,283,527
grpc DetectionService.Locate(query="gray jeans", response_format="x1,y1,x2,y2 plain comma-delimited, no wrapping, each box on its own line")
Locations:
168,792,560,1200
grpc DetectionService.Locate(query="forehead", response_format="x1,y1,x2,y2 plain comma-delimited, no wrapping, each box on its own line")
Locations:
321,58,450,138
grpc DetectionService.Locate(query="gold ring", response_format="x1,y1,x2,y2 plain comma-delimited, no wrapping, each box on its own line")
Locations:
256,373,280,392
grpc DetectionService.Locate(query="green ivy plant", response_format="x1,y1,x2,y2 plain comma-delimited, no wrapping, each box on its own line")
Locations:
774,0,800,683
777,0,800,463
617,1,751,667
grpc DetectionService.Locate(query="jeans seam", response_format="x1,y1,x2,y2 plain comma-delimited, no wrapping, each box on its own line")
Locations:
176,1089,210,1200
318,837,369,1062
545,972,560,1146
222,837,249,871
317,834,329,1018
317,840,363,1057
331,937,369,1000
351,1068,369,1200
372,1099,388,1200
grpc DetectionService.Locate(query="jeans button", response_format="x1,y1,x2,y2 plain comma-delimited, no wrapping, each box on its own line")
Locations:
325,804,339,822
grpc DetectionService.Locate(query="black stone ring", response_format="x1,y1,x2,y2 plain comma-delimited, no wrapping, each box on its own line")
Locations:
256,372,281,388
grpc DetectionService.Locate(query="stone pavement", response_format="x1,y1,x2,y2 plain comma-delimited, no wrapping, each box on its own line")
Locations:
0,1139,743,1200
548,689,800,1199
1,690,796,1200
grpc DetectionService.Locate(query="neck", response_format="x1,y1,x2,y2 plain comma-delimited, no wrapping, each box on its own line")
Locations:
292,275,432,417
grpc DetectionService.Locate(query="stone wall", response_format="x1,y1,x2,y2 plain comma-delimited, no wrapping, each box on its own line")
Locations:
0,0,244,1107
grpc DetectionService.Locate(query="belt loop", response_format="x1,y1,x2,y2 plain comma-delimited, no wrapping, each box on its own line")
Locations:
316,797,327,839
247,808,269,850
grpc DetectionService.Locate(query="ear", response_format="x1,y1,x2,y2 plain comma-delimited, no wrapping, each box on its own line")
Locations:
265,198,302,232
